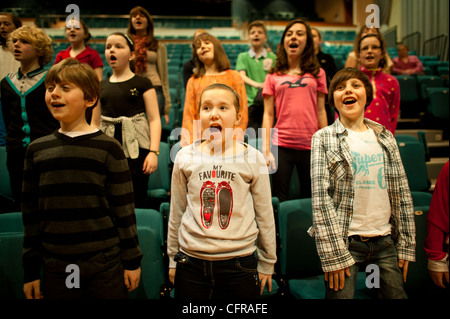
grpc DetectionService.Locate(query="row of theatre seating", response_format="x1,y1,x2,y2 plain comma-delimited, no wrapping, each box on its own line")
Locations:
0,192,439,299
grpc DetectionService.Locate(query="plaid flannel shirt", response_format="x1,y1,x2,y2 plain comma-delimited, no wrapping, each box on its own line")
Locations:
308,119,416,273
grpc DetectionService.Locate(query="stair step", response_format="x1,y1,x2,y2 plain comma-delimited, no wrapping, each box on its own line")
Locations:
396,129,445,144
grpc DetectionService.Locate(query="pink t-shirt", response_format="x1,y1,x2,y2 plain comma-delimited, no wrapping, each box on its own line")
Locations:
263,68,327,150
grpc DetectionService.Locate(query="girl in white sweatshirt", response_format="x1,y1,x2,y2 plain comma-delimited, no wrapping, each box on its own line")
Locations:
167,83,277,299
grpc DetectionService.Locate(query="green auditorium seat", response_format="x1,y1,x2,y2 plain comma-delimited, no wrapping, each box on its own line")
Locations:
396,138,430,192
0,146,13,207
129,208,166,299
0,232,25,299
395,75,419,103
0,212,25,299
417,75,444,101
404,192,433,297
147,142,171,202
0,212,23,233
426,87,449,120
277,198,371,299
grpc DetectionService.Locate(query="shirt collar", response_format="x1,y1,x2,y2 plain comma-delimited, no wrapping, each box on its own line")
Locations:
248,48,267,59
17,66,45,80
334,118,386,136
360,66,382,76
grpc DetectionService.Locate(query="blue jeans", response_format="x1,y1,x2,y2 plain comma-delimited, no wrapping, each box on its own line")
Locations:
325,235,407,299
174,251,261,299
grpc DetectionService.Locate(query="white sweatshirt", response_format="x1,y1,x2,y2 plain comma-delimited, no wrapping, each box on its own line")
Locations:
167,140,277,275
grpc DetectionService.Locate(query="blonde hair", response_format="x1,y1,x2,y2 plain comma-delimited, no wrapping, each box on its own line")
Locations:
9,25,53,67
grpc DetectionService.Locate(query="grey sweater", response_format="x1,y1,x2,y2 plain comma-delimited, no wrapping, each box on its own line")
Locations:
168,140,277,275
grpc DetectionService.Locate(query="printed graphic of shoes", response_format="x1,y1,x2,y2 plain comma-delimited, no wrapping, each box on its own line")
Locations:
217,181,233,229
200,181,215,229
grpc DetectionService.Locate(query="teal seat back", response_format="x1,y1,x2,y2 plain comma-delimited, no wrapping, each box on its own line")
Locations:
0,146,13,201
395,75,419,103
427,87,449,120
278,198,321,278
130,208,165,299
396,139,429,192
0,232,25,299
0,212,23,233
405,192,433,293
147,142,171,199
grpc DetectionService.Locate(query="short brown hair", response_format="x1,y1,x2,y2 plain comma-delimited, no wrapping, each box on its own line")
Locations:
248,20,267,35
328,67,373,109
45,58,100,110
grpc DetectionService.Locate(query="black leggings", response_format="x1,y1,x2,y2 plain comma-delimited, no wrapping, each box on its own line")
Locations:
114,123,149,207
272,146,311,202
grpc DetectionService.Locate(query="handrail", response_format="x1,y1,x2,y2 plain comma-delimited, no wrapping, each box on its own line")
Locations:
402,31,422,56
422,34,448,61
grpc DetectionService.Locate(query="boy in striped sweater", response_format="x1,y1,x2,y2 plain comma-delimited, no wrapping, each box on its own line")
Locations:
21,58,142,299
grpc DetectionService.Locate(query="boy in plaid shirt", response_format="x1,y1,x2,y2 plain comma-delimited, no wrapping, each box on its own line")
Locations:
309,68,415,299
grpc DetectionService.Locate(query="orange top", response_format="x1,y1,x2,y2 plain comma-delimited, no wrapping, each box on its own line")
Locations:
181,70,248,147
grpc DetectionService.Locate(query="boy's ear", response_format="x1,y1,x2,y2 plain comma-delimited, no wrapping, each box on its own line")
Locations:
86,97,97,108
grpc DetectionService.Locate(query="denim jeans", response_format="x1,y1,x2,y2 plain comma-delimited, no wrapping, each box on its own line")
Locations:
325,235,407,299
174,251,261,299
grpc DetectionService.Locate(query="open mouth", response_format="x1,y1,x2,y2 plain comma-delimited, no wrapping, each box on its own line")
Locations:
289,43,299,48
210,124,222,132
109,55,117,62
343,98,357,105
51,102,65,108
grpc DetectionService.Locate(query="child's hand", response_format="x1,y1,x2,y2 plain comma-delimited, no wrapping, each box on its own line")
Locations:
169,268,176,285
263,152,277,173
143,152,158,175
24,279,42,299
258,273,272,295
324,267,351,291
428,270,449,289
124,267,141,292
398,260,409,283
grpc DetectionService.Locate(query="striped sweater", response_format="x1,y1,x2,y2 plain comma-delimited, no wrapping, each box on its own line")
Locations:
21,130,142,283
